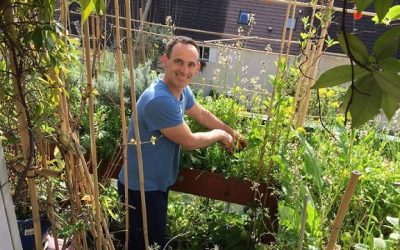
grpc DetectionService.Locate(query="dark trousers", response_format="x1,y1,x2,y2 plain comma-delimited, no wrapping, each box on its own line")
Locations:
118,181,169,250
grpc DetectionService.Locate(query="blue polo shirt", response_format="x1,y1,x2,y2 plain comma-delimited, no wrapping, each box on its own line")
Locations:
118,79,196,192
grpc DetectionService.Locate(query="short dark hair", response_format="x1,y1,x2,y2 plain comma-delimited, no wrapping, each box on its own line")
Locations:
165,36,200,58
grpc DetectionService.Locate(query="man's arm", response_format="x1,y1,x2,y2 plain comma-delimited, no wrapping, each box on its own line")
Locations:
185,103,246,150
160,122,232,151
185,103,235,136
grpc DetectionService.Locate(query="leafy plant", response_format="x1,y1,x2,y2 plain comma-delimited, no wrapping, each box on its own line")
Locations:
312,2,400,128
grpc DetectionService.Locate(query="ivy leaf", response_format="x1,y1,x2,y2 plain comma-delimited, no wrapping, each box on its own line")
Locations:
338,31,369,66
355,0,374,12
373,26,400,60
341,75,382,128
373,71,400,99
381,92,399,120
312,64,368,89
379,57,400,73
374,0,394,22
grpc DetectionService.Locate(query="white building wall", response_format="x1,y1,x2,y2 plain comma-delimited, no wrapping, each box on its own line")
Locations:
0,141,23,250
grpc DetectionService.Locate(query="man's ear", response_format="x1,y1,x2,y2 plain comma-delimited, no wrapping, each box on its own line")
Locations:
196,61,201,73
161,54,168,65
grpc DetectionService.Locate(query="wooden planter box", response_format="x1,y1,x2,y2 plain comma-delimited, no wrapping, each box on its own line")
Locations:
171,168,275,206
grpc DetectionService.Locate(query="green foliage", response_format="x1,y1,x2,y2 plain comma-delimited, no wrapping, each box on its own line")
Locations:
167,193,254,249
313,28,400,128
313,1,400,128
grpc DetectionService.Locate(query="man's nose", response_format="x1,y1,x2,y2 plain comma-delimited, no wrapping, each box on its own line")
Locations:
179,64,190,74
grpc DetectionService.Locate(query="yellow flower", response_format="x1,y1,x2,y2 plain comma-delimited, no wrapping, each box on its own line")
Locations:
326,89,336,98
335,114,345,124
296,127,306,134
329,101,339,109
319,88,328,96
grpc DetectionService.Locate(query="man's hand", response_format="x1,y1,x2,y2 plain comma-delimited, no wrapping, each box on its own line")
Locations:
216,129,234,152
233,132,247,152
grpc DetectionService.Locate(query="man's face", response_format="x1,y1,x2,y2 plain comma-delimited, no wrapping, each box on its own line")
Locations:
161,42,200,89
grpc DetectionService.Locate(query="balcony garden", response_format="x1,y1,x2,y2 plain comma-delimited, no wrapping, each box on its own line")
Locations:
0,0,399,249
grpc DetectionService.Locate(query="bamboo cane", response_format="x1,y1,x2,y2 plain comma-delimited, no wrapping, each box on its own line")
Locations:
326,170,361,250
284,0,298,58
124,0,150,248
39,139,60,250
3,2,43,249
296,0,335,127
298,195,309,250
296,44,317,127
139,8,146,64
292,3,317,126
113,0,130,248
83,17,103,249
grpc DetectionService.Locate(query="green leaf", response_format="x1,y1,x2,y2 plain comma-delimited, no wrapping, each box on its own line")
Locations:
341,75,382,128
385,5,400,21
338,31,369,66
374,0,394,22
390,232,400,240
379,57,400,73
354,243,369,250
312,65,368,89
373,26,400,59
299,134,323,192
374,71,400,99
373,237,386,249
95,0,106,15
386,216,399,228
306,202,321,236
32,28,43,50
80,0,95,23
381,92,400,120
355,0,374,12
278,203,301,230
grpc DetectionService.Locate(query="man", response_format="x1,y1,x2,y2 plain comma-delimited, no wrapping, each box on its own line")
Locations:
118,36,245,249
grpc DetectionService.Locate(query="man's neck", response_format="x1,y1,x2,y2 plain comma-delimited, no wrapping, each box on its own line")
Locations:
161,77,183,100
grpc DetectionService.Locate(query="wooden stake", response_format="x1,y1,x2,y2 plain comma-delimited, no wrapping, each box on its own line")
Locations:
3,2,42,249
113,0,130,248
326,171,361,250
83,16,102,250
295,0,335,127
124,0,150,248
284,0,299,57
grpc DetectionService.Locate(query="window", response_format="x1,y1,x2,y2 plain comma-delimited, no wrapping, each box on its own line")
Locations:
238,10,250,25
199,46,210,61
287,17,297,30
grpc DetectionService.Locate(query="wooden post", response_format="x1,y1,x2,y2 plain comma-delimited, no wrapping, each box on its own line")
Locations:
3,2,42,249
83,15,102,250
113,0,130,248
296,0,335,127
326,171,361,250
124,0,150,248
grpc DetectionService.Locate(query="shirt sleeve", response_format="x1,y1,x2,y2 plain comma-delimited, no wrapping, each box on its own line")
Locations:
185,86,196,110
143,96,183,131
